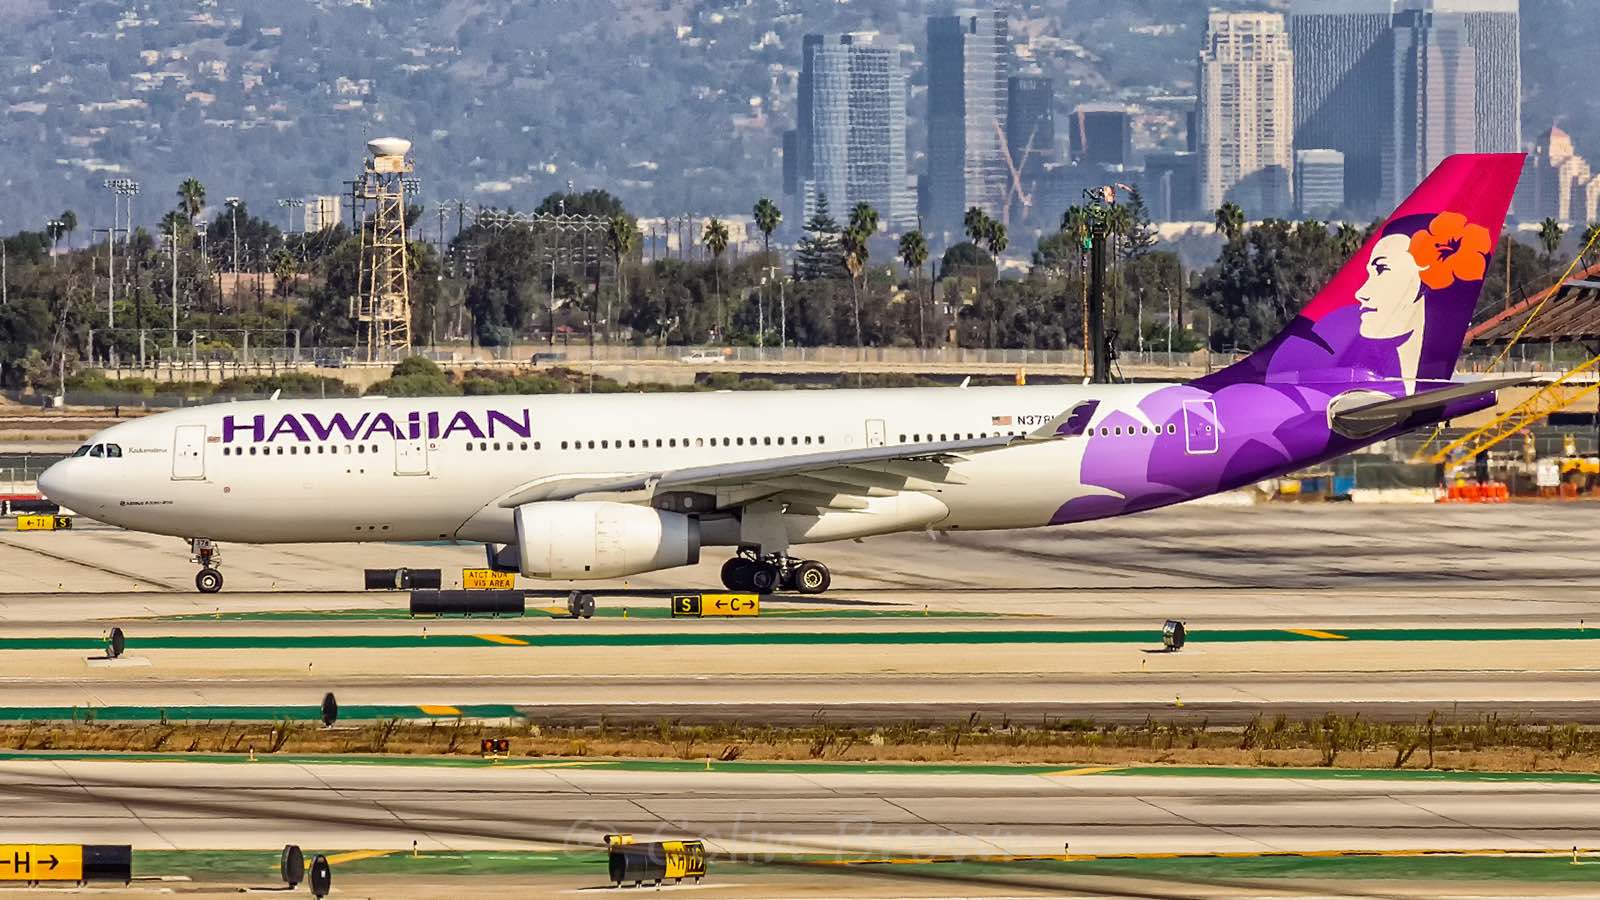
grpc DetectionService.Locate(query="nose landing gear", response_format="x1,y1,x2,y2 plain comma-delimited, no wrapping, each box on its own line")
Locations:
720,552,830,595
189,538,224,594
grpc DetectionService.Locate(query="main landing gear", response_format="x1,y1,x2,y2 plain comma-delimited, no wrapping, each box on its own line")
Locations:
189,538,224,594
720,551,830,595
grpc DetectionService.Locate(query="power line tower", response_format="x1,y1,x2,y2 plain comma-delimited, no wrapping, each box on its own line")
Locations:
351,137,414,360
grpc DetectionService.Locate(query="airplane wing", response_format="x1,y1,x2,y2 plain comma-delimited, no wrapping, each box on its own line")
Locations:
1328,377,1531,438
497,401,1096,511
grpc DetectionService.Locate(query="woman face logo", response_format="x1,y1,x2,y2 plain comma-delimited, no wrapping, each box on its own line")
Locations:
1355,233,1425,341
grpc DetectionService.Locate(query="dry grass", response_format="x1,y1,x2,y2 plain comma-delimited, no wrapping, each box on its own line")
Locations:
7,712,1600,774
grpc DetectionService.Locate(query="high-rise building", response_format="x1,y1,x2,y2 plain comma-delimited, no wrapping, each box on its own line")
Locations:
1518,126,1600,225
1289,0,1397,214
1143,152,1200,222
1004,75,1054,227
927,7,1009,236
1427,0,1519,154
799,32,915,229
1296,149,1347,216
304,195,342,232
1197,11,1296,216
1382,8,1475,206
1067,104,1133,169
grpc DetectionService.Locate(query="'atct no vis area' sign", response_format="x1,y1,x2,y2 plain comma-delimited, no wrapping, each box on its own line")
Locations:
0,844,131,883
671,594,760,618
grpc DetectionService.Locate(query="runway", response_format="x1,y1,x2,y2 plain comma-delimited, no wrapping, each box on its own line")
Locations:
0,504,1597,726
1,755,1596,897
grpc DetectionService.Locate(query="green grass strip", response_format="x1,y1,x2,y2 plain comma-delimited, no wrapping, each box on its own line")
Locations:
3,626,1598,651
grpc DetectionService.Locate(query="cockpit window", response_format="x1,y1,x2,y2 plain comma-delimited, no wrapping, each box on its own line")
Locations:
105,444,122,458
88,444,105,458
71,444,91,458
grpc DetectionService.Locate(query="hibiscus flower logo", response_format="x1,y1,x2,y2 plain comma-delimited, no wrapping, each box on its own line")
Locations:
1408,211,1492,290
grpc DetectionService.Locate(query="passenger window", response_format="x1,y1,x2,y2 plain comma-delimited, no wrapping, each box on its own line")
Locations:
804,436,812,445
819,436,826,445
777,437,785,446
764,437,771,445
249,447,258,456
695,438,704,447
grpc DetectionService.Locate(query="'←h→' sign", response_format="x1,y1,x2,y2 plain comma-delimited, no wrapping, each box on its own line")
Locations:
0,845,83,882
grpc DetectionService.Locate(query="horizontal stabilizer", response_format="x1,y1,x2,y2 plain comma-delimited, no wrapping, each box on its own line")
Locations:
1328,377,1531,438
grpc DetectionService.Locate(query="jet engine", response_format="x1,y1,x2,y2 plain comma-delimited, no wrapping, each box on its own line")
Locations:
514,501,700,580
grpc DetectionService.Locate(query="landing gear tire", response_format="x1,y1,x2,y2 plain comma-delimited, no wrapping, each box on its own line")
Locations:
196,568,224,594
792,560,830,595
748,563,781,594
720,558,755,591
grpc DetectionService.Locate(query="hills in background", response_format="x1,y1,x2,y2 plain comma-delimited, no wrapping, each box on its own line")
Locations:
0,0,1584,236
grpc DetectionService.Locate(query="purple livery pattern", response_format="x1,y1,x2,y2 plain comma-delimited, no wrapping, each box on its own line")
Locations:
1052,153,1524,524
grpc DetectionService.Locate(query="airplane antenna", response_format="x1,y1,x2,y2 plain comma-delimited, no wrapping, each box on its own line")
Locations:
958,376,971,389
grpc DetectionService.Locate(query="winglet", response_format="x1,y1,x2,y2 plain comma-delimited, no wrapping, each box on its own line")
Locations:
1025,400,1100,442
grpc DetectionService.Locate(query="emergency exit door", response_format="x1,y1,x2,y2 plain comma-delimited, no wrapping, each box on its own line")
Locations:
1182,399,1220,455
172,425,206,480
865,419,886,448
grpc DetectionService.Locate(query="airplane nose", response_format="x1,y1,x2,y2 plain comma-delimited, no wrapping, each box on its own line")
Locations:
36,461,66,504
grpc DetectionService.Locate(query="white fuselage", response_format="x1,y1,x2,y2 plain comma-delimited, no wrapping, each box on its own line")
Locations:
40,383,1165,549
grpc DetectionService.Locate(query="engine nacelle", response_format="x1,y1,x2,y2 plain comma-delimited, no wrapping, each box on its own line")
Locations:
514,501,700,580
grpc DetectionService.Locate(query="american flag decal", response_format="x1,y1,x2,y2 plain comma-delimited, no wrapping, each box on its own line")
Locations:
991,415,1013,426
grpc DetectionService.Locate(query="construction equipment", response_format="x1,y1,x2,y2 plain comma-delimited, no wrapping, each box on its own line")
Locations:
1428,356,1600,465
1424,230,1600,467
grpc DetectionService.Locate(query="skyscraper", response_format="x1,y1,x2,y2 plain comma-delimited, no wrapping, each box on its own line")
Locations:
799,32,915,229
1428,0,1520,154
927,7,1009,236
1296,149,1348,216
1067,104,1133,169
1382,8,1475,206
1197,11,1296,216
1004,75,1054,227
1289,0,1397,214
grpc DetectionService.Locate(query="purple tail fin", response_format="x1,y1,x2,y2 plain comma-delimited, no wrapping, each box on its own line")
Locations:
1199,153,1525,390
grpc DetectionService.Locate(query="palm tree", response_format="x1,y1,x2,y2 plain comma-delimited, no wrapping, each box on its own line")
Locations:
963,206,990,246
604,214,639,344
898,229,930,346
985,219,1009,259
1061,206,1091,246
845,203,879,350
58,210,77,250
702,217,730,337
1334,222,1364,259
1214,202,1245,242
752,198,781,262
752,198,782,346
271,247,297,298
178,178,206,226
1537,217,1564,267
1582,222,1600,266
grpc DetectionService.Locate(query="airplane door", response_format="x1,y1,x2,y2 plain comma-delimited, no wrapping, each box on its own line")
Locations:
1182,399,1220,455
172,425,206,480
395,438,429,476
865,419,886,448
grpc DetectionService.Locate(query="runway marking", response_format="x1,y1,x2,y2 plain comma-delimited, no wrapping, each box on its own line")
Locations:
475,634,530,646
1286,628,1349,640
498,761,619,770
814,847,1595,866
324,850,397,865
1040,766,1123,777
416,705,462,716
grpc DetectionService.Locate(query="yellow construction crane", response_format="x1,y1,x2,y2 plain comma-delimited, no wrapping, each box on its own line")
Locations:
1423,232,1600,467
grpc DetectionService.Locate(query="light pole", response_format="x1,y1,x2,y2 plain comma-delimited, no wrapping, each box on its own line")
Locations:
164,230,178,351
225,197,241,309
46,218,63,267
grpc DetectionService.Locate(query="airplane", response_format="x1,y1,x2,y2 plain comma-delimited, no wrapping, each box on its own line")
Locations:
39,154,1527,595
